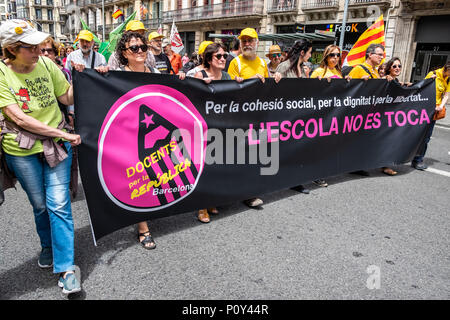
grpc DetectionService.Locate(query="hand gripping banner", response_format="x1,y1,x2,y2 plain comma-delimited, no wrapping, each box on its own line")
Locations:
73,70,436,241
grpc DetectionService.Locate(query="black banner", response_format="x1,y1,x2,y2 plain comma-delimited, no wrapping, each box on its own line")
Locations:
73,70,435,241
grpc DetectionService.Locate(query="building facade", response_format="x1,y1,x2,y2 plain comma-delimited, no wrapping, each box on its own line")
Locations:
4,0,448,82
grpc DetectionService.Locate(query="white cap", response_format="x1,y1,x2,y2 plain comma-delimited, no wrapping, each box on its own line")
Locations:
162,38,171,48
0,19,49,47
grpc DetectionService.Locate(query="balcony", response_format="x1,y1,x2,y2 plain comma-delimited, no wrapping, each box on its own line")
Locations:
163,0,264,24
301,0,339,11
143,18,162,30
349,0,391,8
267,0,298,13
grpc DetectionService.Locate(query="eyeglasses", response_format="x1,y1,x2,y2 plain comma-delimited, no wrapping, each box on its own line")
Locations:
19,44,38,51
372,53,384,57
213,53,229,60
40,48,55,54
126,44,148,53
392,64,402,69
271,53,282,58
328,53,341,58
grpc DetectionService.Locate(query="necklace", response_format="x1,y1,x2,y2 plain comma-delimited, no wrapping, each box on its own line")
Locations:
127,64,145,72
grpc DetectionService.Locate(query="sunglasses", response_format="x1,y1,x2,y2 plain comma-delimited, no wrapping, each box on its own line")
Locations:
214,53,229,60
40,48,55,54
392,64,402,69
271,53,282,58
126,44,148,53
328,53,341,58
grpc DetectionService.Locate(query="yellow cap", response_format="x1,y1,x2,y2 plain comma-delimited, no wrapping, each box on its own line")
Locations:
126,20,147,32
78,30,93,42
238,28,258,40
148,31,164,41
198,41,214,55
265,45,281,57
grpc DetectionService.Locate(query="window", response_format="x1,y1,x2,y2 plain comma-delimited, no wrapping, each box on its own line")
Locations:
48,8,53,20
49,23,54,34
47,0,53,5
35,8,42,19
35,0,41,5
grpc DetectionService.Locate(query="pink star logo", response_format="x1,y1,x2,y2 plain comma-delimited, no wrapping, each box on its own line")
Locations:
141,113,154,128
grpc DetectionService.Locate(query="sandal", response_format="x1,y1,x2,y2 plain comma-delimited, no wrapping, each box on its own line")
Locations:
198,209,210,223
382,167,397,176
138,231,156,250
208,207,219,215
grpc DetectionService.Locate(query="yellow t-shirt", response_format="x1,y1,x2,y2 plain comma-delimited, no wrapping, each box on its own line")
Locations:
310,67,342,79
228,55,269,80
348,62,380,79
425,67,450,106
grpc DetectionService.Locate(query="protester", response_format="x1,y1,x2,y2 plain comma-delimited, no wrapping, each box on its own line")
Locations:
411,61,450,170
181,52,189,66
112,31,158,248
346,43,384,177
65,30,108,130
225,37,241,72
228,28,268,207
228,28,268,83
348,43,383,80
273,39,313,194
280,45,289,62
384,57,412,86
266,44,282,77
378,62,387,78
310,44,344,80
193,42,243,222
149,32,175,75
108,20,156,70
162,38,183,74
186,40,213,77
63,46,73,66
39,37,79,199
0,20,82,294
309,44,347,187
65,30,107,72
182,51,199,74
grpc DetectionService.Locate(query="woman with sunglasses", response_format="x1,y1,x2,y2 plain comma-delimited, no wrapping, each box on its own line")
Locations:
193,42,242,223
384,57,412,86
0,20,81,294
310,45,343,80
378,57,412,176
113,31,159,249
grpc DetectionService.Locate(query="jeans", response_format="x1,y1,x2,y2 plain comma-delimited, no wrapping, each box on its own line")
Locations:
5,142,75,274
413,120,436,164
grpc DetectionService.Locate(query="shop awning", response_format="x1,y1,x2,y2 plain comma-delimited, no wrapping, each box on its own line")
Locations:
208,31,336,42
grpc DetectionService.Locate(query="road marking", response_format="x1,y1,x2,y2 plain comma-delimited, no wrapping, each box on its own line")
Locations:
425,167,450,178
436,125,450,130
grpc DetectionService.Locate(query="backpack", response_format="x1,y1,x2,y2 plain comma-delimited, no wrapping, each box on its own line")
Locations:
342,64,374,78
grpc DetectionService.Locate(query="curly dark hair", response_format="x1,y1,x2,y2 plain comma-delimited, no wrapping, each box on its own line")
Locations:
115,31,147,66
203,42,226,69
384,57,401,77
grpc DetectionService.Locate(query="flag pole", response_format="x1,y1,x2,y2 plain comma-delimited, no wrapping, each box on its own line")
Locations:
102,0,105,41
339,0,349,50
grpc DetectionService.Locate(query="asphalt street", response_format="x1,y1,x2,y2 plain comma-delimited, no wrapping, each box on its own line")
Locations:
0,125,449,301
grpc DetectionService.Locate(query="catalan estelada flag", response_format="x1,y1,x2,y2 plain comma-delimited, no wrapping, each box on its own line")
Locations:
112,9,124,19
344,15,385,67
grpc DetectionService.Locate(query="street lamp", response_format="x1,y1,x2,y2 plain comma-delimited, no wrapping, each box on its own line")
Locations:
339,0,349,51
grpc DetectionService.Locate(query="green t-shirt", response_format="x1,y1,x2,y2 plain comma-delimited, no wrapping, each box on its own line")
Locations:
0,56,70,156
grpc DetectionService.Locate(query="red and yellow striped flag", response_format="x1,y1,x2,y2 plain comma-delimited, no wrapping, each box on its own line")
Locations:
112,9,124,19
344,15,385,66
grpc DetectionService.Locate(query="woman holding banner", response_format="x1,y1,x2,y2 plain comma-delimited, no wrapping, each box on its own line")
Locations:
273,39,314,193
114,31,158,249
0,20,82,294
194,42,243,223
310,45,344,80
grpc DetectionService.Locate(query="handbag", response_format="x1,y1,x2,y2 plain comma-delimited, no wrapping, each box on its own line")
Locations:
433,106,446,120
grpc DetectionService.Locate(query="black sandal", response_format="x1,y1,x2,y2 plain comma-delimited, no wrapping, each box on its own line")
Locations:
138,231,156,250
